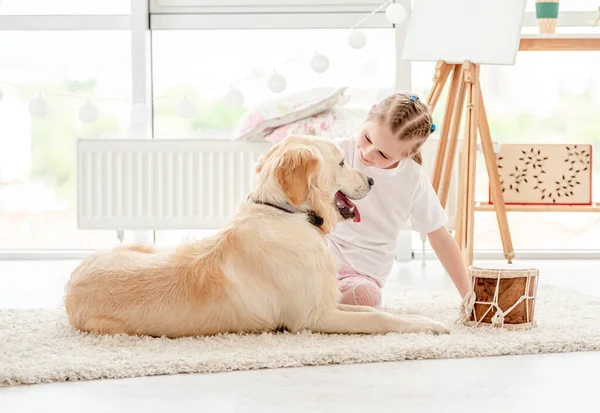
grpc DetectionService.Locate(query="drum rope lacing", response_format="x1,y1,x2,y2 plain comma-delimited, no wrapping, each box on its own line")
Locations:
457,269,536,328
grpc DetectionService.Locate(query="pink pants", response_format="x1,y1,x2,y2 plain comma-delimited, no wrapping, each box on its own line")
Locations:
337,264,382,308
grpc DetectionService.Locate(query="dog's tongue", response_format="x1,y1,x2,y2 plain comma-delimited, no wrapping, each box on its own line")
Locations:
352,201,361,222
338,192,361,223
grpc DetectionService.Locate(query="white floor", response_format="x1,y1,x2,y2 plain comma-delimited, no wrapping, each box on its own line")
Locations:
1,258,599,413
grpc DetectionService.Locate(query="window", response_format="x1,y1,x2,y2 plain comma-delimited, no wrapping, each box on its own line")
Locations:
151,0,384,13
0,0,129,15
151,28,394,140
2,1,598,256
0,31,132,250
1,3,395,253
411,51,600,252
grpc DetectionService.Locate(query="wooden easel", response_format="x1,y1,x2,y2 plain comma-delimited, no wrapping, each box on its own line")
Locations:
426,60,515,266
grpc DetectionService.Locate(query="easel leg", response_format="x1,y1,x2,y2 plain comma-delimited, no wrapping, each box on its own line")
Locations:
450,65,469,248
427,61,452,111
454,62,478,257
463,63,480,267
431,64,461,195
454,121,468,251
478,94,515,263
429,61,516,265
439,65,468,208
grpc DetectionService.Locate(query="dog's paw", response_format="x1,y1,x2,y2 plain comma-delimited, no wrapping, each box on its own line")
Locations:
408,319,451,335
425,320,451,335
396,315,451,335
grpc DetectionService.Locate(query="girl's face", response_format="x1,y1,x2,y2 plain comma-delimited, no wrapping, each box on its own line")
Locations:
356,120,424,169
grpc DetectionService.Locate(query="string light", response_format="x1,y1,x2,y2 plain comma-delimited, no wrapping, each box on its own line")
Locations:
311,52,330,73
267,72,287,94
29,94,48,117
0,1,395,122
177,96,196,119
385,3,406,24
348,31,367,49
346,0,391,50
224,87,245,108
78,101,98,124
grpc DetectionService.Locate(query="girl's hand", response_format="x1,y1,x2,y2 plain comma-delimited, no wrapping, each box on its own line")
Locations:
427,226,471,298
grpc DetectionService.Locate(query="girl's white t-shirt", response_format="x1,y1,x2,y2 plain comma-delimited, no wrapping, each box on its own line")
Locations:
326,136,447,286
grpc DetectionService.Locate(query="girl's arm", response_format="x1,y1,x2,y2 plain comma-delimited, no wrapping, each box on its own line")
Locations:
427,226,471,298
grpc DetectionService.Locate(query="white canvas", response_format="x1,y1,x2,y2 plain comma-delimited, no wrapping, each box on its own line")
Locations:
401,0,527,66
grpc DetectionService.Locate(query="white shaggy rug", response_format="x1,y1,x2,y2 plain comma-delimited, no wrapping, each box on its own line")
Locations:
2,285,600,387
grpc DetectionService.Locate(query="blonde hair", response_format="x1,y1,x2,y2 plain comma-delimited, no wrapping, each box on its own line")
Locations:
367,92,435,165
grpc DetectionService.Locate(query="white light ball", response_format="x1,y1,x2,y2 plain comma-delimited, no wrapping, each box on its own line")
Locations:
177,98,196,119
0,88,3,102
29,96,48,117
268,73,287,93
348,30,367,49
79,102,98,124
130,103,148,124
385,3,406,24
311,54,330,73
225,87,245,108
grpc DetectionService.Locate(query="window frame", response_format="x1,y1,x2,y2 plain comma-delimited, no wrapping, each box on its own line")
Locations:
0,15,129,30
1,0,599,259
150,12,391,30
149,0,386,14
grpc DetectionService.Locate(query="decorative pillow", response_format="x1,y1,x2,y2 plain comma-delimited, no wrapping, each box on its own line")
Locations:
232,87,348,141
265,107,366,144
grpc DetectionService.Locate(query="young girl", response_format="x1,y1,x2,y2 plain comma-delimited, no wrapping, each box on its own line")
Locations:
327,92,471,307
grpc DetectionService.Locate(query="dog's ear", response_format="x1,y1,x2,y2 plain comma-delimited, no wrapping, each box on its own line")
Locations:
255,156,264,175
255,144,278,175
276,147,321,207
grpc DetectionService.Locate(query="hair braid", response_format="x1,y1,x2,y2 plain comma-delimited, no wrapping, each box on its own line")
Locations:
367,92,435,165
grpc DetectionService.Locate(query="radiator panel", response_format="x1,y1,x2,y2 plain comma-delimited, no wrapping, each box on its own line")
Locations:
77,139,272,230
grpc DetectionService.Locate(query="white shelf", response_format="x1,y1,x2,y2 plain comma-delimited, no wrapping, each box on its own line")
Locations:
520,34,600,39
519,35,600,51
475,203,600,213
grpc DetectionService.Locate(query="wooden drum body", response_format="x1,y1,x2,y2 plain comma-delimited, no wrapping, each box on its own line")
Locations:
460,265,539,330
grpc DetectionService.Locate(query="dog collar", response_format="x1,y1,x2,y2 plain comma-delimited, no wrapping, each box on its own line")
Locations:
250,199,324,228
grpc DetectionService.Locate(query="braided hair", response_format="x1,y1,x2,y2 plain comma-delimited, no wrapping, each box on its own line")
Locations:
367,93,435,165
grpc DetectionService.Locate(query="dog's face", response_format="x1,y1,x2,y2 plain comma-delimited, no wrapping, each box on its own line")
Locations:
254,135,373,234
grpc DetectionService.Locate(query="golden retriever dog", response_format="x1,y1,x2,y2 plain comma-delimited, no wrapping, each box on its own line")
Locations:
65,135,450,337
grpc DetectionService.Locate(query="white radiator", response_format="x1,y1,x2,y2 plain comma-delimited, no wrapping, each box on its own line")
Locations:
77,139,272,230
